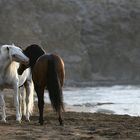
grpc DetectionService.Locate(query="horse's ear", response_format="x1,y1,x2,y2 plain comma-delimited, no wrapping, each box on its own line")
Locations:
19,46,22,49
7,47,9,51
12,43,15,46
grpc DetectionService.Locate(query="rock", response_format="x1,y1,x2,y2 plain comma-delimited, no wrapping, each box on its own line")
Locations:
0,0,140,86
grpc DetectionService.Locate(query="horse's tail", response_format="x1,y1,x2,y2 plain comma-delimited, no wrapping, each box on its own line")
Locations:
46,55,64,113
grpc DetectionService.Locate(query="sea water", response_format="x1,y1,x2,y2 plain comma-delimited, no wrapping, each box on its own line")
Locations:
44,85,140,116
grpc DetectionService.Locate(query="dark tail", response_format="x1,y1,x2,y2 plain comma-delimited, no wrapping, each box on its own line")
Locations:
46,55,64,112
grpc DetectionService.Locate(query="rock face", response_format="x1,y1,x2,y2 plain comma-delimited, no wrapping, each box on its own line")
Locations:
0,0,140,86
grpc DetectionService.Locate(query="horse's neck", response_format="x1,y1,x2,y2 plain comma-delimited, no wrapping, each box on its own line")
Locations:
31,64,35,72
0,55,11,72
30,58,40,73
30,52,45,71
29,58,37,72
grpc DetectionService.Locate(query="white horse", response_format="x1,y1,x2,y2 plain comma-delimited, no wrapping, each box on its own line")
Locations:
0,44,34,122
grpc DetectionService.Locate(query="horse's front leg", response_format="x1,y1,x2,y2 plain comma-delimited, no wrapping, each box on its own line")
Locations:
13,85,21,123
34,84,44,125
0,94,6,122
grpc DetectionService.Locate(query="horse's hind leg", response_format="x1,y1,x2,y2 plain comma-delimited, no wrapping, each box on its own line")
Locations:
38,88,44,125
34,84,44,125
58,111,63,126
0,94,6,122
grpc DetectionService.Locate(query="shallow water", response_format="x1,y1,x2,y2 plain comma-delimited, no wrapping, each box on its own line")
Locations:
44,85,140,116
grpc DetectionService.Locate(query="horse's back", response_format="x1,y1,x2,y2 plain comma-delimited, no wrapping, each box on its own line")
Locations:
33,54,65,87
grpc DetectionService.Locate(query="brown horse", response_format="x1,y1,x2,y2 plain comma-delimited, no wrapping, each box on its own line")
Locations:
18,44,65,125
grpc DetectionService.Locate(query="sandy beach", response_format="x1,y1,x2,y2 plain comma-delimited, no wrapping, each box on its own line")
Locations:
0,94,140,140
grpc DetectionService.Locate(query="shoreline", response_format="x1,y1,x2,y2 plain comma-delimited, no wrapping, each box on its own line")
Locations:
65,81,140,87
0,90,140,140
0,96,140,139
1,107,140,140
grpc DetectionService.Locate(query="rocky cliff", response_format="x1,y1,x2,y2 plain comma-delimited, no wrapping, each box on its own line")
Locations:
0,0,140,86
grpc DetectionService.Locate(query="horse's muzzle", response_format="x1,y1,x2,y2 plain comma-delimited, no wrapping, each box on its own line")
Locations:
23,60,29,65
17,68,22,75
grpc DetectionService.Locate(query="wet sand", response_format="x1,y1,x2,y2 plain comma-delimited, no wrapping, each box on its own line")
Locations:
0,95,140,140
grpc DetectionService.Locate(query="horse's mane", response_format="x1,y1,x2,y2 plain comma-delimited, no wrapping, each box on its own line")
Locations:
24,44,45,69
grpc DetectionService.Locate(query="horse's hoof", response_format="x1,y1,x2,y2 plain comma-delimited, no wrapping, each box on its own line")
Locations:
1,119,6,123
40,123,43,125
16,118,21,123
25,115,30,121
25,119,30,122
39,120,44,125
17,120,22,123
60,122,64,126
59,119,64,126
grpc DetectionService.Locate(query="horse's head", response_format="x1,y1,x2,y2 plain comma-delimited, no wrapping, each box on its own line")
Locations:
1,44,29,65
18,44,45,75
